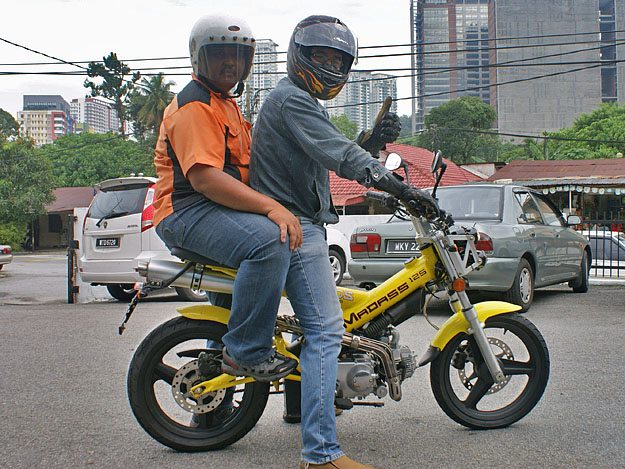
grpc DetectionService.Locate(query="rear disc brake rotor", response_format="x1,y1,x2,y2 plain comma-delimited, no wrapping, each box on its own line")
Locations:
458,337,513,394
171,359,226,414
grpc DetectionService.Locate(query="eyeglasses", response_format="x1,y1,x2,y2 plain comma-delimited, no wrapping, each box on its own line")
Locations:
310,51,344,70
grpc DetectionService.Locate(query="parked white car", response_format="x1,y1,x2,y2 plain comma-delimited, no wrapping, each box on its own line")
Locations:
79,176,351,300
0,245,12,270
326,226,351,285
78,176,206,302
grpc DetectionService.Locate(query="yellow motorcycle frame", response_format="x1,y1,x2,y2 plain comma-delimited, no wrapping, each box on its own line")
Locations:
142,214,521,402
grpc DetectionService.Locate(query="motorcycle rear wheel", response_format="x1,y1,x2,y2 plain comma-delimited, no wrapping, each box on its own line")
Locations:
430,313,549,429
127,316,270,451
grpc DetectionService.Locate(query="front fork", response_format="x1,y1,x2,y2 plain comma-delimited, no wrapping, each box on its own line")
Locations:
449,291,506,383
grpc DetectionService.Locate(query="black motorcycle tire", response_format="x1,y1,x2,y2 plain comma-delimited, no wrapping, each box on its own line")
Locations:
430,313,549,430
127,316,270,452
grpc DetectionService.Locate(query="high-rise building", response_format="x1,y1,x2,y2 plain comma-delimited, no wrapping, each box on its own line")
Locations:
411,0,495,131
17,95,73,146
242,39,285,121
410,0,625,136
326,72,398,133
70,97,119,134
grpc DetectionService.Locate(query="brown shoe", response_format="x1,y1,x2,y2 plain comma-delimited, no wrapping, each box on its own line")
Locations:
299,455,375,469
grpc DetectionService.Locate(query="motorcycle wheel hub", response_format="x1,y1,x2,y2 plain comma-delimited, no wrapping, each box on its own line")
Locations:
459,337,512,394
171,359,226,414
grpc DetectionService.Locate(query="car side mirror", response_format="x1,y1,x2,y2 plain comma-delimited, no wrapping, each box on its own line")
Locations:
567,215,581,226
517,214,528,224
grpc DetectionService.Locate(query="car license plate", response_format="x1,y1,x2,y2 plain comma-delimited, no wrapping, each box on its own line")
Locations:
386,239,419,254
96,237,119,248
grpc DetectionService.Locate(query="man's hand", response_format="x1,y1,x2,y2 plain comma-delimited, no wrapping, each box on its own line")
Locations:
357,112,401,157
267,206,303,251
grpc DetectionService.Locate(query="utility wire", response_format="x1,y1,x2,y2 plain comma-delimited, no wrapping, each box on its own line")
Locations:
408,127,625,145
2,29,624,67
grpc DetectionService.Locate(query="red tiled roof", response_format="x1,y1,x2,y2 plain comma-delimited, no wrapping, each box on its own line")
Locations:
45,187,95,213
490,158,625,182
330,143,481,206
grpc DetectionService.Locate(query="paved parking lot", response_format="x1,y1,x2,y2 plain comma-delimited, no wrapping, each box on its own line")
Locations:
1,253,624,468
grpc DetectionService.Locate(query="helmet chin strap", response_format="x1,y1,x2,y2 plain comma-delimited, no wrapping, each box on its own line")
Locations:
230,81,245,98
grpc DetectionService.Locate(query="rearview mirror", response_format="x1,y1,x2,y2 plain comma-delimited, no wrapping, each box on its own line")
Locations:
384,152,402,171
567,215,581,226
431,150,444,173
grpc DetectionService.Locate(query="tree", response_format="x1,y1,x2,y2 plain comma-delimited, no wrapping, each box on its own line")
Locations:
0,140,55,225
0,108,19,141
84,52,141,136
37,133,155,187
330,114,358,140
541,102,625,160
416,96,498,164
128,73,175,137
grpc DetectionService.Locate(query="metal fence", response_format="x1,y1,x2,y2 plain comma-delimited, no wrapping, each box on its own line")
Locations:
579,219,625,278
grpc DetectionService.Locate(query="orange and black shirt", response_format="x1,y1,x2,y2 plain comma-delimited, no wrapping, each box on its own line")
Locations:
153,78,251,226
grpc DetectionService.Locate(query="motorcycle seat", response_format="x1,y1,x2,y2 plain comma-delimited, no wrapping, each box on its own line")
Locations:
171,247,227,269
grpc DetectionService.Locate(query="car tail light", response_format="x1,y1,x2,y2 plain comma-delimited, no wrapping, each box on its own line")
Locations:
475,232,494,254
1,246,11,255
350,233,381,253
141,186,156,232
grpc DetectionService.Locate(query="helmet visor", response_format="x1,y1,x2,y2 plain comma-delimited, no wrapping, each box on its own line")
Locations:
196,44,254,85
293,20,357,61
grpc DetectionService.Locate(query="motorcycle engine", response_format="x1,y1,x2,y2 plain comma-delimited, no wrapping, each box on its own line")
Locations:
336,353,384,399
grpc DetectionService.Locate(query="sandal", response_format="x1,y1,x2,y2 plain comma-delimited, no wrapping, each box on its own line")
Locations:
222,347,297,382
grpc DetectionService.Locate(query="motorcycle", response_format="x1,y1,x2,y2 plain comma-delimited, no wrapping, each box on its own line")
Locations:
123,151,549,452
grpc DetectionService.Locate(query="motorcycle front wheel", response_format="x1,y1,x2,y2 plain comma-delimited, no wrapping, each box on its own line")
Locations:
127,317,270,452
430,313,549,429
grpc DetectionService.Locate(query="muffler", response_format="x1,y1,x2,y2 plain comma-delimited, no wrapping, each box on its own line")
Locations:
137,259,235,294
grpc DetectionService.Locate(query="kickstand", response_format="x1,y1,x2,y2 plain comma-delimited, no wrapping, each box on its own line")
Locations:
118,286,151,335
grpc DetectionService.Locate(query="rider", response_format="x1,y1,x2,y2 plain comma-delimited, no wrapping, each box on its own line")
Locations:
152,14,302,383
250,15,439,469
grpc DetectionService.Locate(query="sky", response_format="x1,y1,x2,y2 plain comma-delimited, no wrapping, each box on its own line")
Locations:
0,0,414,117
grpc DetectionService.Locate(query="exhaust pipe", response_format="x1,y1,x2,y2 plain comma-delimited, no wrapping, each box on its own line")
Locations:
137,259,235,294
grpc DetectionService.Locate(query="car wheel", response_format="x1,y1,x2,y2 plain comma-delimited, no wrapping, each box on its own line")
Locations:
328,248,346,286
107,283,136,301
503,258,533,312
569,250,590,293
174,287,208,302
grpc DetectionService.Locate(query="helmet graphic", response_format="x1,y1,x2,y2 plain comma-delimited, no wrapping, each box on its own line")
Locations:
189,14,256,93
287,15,357,100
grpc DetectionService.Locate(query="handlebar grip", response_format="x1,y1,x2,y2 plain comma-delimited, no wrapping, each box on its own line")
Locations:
364,191,387,202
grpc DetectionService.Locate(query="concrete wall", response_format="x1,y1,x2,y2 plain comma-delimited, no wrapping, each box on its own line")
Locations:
496,0,602,136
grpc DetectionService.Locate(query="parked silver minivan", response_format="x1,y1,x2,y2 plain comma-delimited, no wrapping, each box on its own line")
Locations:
78,176,206,301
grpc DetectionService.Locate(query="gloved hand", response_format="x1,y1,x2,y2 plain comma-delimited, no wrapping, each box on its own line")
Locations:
356,112,401,157
373,172,440,221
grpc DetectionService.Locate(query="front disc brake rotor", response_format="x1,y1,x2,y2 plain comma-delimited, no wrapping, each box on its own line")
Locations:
458,337,513,394
172,359,226,414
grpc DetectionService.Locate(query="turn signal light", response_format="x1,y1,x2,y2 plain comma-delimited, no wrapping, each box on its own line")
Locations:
350,233,381,253
452,278,466,292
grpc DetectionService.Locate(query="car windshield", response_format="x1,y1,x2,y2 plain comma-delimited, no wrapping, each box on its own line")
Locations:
435,186,503,220
87,185,148,219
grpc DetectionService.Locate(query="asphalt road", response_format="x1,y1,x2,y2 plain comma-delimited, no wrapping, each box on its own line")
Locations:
1,253,624,468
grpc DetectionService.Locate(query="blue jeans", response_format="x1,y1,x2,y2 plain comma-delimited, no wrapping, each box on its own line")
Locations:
156,199,291,366
158,204,344,463
286,221,345,464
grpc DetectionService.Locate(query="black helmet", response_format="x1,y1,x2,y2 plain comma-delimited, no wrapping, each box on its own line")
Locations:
287,15,357,100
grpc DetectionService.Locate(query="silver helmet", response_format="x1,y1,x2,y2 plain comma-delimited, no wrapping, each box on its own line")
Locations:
189,14,256,87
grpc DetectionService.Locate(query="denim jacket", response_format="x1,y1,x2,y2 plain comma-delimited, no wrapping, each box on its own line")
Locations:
250,77,390,225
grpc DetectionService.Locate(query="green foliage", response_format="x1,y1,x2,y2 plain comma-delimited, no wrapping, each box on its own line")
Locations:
37,133,155,187
0,221,27,250
0,141,55,225
127,73,175,139
399,114,413,138
541,103,625,160
417,96,498,164
0,108,19,141
330,114,358,140
84,52,141,135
